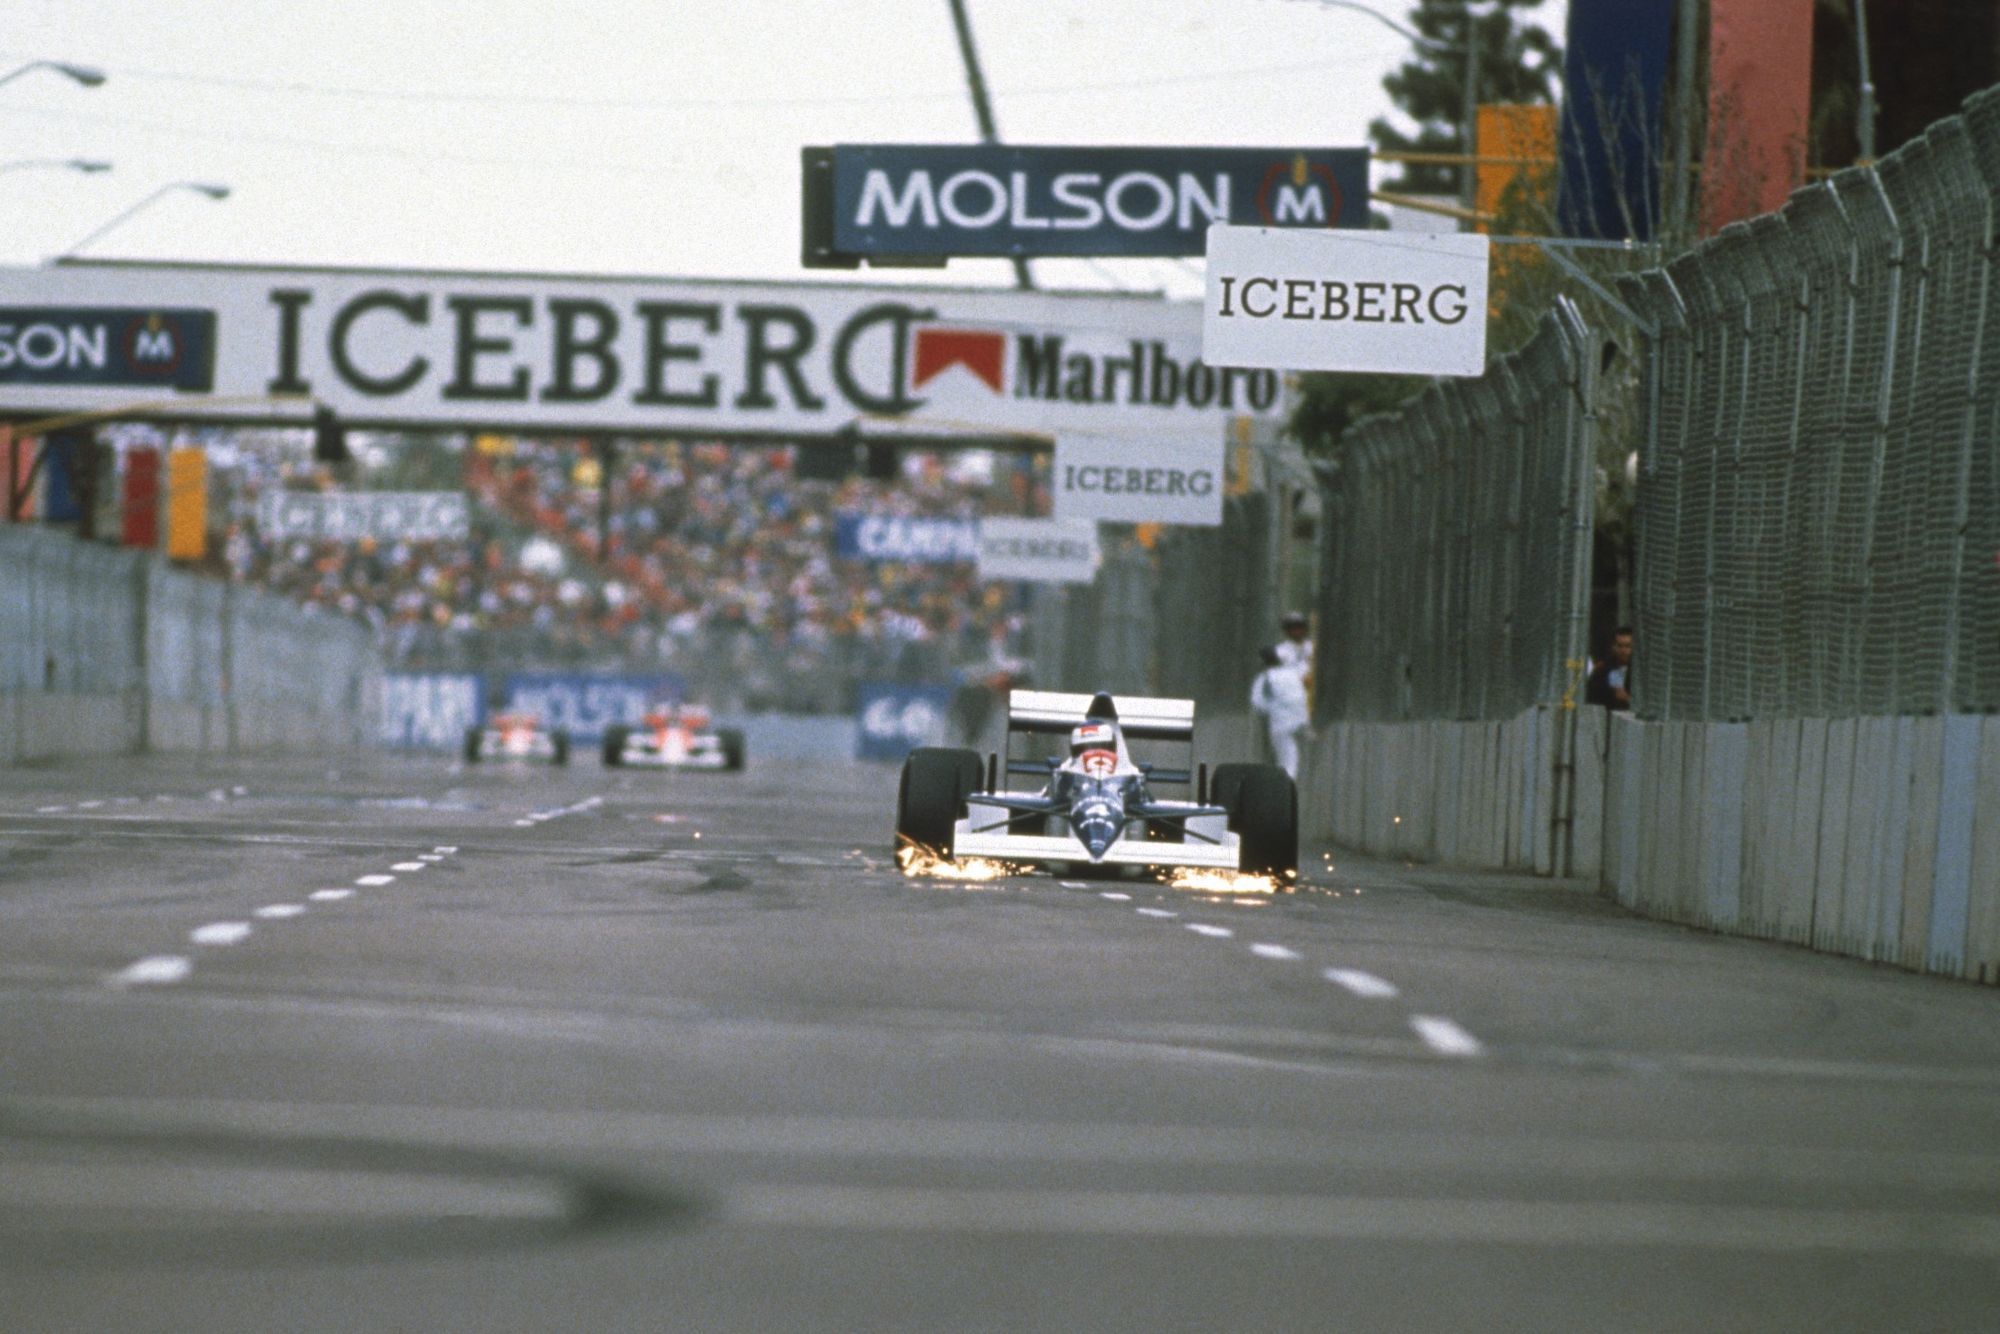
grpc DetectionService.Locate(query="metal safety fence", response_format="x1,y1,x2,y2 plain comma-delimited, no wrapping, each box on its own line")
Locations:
1616,86,2000,721
1314,299,1598,723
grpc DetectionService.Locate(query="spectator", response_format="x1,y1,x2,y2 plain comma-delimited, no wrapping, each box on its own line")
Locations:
1250,644,1310,780
1274,610,1313,676
1586,626,1634,711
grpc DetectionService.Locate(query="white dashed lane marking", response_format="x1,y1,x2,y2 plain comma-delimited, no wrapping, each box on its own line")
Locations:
355,874,395,887
1135,907,1178,919
1185,923,1233,939
1098,891,1132,902
1411,1015,1484,1058
417,854,444,862
75,800,104,810
108,956,191,987
309,889,353,902
434,846,458,854
189,922,252,947
1249,943,1300,961
254,904,305,920
35,806,66,814
1324,969,1400,1000
390,862,426,872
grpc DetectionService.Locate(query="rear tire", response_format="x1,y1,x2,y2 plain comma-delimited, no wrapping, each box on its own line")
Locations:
894,746,982,859
602,725,629,767
718,728,747,771
551,730,570,766
1228,765,1297,881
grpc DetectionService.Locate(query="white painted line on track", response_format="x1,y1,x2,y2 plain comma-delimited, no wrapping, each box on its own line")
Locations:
35,805,66,814
190,922,252,946
1324,968,1400,999
1099,891,1132,902
1410,1015,1484,1058
308,889,353,902
434,846,458,854
108,956,192,987
1061,881,1090,889
417,854,444,862
390,862,426,871
1135,907,1178,919
254,904,305,920
1250,943,1301,961
75,799,104,810
1186,923,1234,939
512,819,535,828
355,874,395,886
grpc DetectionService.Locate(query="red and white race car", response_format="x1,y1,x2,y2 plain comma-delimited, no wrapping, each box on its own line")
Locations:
601,705,745,771
464,711,570,765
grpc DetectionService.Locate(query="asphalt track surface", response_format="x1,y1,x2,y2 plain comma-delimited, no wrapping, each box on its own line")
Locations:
3,752,1999,1332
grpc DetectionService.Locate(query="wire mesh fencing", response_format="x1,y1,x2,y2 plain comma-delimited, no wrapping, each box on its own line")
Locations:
1314,298,1598,722
1616,86,2000,721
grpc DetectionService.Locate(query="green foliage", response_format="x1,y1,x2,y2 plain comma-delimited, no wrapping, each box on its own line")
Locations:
1371,0,1563,195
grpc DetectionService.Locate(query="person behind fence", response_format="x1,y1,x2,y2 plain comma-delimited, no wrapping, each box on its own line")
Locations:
1250,645,1310,779
1586,626,1633,711
1275,611,1313,675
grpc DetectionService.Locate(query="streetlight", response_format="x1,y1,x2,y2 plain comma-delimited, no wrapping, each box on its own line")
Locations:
0,158,112,175
1297,1,1490,223
1854,0,1878,163
0,61,108,91
60,181,232,258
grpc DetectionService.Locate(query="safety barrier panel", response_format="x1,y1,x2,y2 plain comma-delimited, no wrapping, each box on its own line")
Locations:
0,526,381,764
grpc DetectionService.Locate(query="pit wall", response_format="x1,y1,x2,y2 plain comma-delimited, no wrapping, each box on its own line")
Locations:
0,526,381,766
1297,706,2000,985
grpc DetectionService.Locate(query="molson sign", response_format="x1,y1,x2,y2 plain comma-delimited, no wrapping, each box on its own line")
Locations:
0,262,1278,441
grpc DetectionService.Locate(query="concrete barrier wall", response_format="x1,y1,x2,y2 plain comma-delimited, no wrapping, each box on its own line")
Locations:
1,527,382,764
1304,701,1997,986
1297,706,1604,877
1603,712,2000,986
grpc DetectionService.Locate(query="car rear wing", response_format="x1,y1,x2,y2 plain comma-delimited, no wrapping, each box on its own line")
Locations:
1005,690,1195,741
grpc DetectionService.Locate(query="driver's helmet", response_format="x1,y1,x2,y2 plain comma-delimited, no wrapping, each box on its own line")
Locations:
1069,721,1118,777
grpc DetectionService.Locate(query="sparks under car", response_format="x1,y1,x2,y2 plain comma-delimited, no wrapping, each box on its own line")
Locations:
601,704,745,771
463,711,570,765
893,690,1297,879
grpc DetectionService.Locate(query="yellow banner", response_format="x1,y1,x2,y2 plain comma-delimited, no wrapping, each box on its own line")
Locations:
165,447,207,559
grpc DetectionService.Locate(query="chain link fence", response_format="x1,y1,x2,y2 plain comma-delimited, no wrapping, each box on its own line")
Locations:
1616,86,2000,721
1315,299,1598,723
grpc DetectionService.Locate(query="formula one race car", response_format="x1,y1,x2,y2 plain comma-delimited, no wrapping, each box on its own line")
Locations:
893,690,1296,879
464,712,570,765
601,704,745,771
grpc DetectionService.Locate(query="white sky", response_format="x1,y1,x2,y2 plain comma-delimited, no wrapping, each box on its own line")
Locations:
1,0,1565,299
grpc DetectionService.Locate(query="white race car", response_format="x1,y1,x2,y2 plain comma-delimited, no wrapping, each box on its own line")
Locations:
601,705,745,771
894,690,1297,879
464,711,570,765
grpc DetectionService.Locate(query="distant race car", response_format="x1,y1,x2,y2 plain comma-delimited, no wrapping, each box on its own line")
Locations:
893,690,1296,879
601,704,745,771
464,711,570,765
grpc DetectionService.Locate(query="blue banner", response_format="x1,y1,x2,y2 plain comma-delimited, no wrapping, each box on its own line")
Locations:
0,306,216,390
381,672,483,749
856,682,955,761
835,512,980,563
500,673,685,742
1556,0,1674,240
831,145,1370,258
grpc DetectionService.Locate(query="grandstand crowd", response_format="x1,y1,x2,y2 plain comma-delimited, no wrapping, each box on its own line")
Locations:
202,433,1036,713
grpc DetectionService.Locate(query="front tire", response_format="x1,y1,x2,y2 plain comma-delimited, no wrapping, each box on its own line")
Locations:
718,728,747,771
551,730,570,766
462,726,482,764
894,746,982,858
602,724,629,767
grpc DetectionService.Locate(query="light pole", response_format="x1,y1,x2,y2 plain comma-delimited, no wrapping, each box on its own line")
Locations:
60,181,231,258
0,158,112,176
1854,0,1877,163
0,61,107,91
1297,1,1491,226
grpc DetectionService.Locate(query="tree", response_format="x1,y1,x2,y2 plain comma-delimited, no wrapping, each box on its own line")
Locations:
1372,0,1564,198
